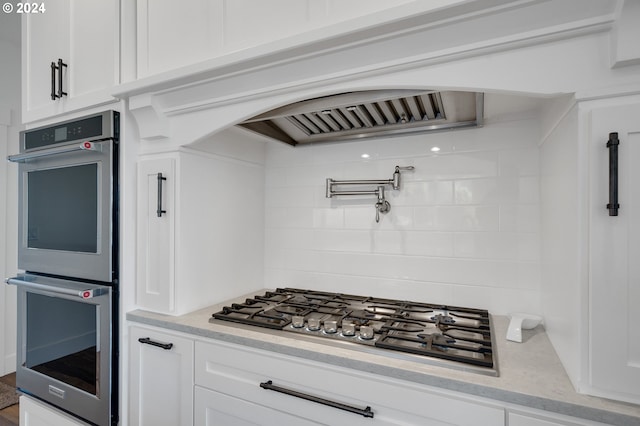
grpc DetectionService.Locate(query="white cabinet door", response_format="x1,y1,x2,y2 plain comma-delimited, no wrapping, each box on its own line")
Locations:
22,0,119,122
20,395,88,426
22,0,70,119
588,99,640,404
136,157,176,313
128,326,194,426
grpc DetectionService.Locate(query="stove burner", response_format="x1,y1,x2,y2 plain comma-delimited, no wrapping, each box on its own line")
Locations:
431,313,456,325
211,288,495,372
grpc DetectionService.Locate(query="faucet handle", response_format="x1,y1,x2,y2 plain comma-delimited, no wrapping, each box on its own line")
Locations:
392,166,415,189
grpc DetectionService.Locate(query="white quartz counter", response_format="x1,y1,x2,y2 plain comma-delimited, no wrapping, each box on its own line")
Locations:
127,296,640,426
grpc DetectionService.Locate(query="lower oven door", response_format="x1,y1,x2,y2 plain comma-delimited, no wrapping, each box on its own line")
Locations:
7,273,112,426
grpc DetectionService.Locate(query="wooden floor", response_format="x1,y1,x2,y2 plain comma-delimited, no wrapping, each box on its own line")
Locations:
0,373,19,426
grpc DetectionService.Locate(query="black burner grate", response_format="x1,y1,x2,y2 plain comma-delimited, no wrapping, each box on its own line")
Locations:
211,288,495,370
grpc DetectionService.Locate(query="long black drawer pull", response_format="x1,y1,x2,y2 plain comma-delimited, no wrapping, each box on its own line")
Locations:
260,380,374,418
606,132,620,216
157,172,167,217
138,337,173,350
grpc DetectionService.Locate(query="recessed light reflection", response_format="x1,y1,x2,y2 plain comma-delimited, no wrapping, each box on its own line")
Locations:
361,153,370,159
431,146,441,152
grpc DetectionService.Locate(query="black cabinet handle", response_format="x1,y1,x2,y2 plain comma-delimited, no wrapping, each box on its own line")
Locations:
57,58,67,99
50,59,68,101
50,62,56,100
606,132,620,216
259,380,374,418
157,172,167,217
138,337,173,350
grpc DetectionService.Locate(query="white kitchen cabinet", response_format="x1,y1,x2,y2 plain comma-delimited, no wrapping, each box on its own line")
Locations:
195,386,322,426
587,98,640,404
136,156,176,313
136,149,264,315
22,0,119,122
135,0,413,78
20,395,88,426
194,339,505,426
128,325,194,426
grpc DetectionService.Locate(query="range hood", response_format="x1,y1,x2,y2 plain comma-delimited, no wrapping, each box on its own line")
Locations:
237,90,484,145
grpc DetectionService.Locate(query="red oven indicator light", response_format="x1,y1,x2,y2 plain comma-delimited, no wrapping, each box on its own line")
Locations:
82,290,93,299
82,141,93,150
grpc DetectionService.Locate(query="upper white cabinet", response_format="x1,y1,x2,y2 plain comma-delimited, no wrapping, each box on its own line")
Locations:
136,148,265,315
587,97,640,404
135,0,413,78
22,0,120,122
136,156,176,314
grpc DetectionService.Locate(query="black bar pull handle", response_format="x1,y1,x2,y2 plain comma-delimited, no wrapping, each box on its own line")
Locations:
260,380,374,418
606,132,620,216
157,172,167,217
138,337,173,350
50,62,56,100
57,58,67,99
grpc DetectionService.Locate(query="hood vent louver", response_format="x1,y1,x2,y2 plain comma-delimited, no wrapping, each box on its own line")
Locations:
238,90,483,145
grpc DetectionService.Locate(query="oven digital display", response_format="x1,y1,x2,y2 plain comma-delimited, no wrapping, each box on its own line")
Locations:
54,126,67,142
24,115,103,150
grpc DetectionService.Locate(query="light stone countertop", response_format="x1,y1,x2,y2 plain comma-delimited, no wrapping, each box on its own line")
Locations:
127,294,640,426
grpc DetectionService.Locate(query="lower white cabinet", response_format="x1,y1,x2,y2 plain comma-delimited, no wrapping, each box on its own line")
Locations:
20,395,88,426
195,386,321,426
127,323,620,426
128,326,194,426
194,339,505,426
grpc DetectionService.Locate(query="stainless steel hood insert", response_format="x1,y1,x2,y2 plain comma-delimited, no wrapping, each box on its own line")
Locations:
238,90,483,145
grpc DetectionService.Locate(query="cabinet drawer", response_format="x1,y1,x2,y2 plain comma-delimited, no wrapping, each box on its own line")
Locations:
195,340,504,426
195,386,321,426
20,396,88,426
508,410,611,426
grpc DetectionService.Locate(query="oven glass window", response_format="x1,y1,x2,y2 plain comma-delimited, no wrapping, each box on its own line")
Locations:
27,164,98,253
25,292,98,395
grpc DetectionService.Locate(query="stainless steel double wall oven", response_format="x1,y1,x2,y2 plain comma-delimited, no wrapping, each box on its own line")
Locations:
6,111,119,426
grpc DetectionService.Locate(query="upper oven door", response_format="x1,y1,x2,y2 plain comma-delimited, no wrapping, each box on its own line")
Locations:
12,139,116,282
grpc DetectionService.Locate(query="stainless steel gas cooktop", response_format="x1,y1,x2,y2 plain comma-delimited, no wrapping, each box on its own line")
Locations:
211,288,498,376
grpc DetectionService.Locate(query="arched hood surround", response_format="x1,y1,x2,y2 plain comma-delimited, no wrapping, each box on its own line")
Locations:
113,0,636,152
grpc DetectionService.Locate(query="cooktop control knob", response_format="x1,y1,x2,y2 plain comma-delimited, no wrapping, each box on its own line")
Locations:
360,325,374,340
324,320,338,334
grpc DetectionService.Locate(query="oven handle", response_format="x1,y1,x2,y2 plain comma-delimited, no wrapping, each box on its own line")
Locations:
259,380,374,418
7,140,104,163
5,277,109,299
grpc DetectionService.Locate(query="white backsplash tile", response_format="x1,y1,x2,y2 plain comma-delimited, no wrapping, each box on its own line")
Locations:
263,118,542,314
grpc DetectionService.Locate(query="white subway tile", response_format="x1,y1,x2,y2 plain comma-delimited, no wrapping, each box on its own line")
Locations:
518,176,540,204
499,148,540,177
435,205,500,231
312,207,345,229
262,123,542,315
399,181,454,206
500,204,540,233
